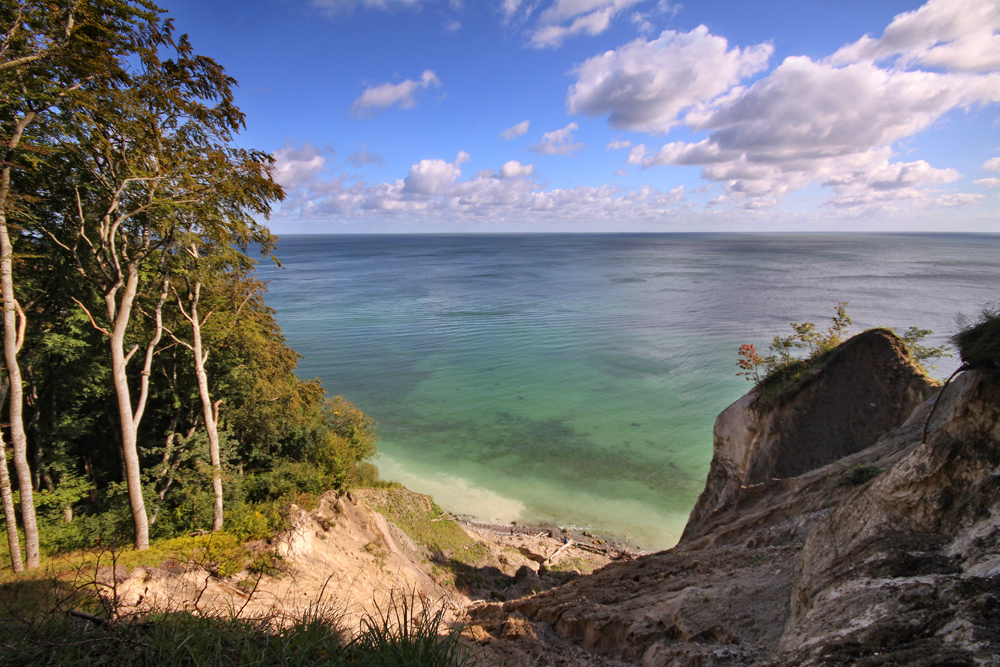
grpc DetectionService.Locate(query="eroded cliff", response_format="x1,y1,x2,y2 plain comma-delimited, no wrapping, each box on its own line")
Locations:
468,330,1000,666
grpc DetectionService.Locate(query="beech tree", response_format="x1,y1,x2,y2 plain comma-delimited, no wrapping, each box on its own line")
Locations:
1,0,163,568
167,169,280,532
43,23,281,549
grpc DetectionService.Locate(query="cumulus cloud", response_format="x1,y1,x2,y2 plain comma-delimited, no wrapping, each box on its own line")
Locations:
627,50,1000,209
607,139,632,150
530,122,585,155
351,70,441,116
973,178,1000,189
529,0,648,48
567,26,773,133
501,120,531,140
500,160,535,178
272,142,686,223
272,141,329,190
403,151,470,195
983,157,1000,173
829,0,1000,72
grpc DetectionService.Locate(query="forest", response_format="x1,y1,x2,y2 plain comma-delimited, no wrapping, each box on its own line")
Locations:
1,0,379,572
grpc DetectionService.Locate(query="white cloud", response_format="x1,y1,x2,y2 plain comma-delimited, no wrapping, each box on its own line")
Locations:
500,120,531,140
530,122,585,155
500,160,535,178
983,157,1000,173
973,177,1000,189
272,141,329,190
502,0,526,22
607,139,632,150
568,26,772,133
272,142,687,223
402,151,469,195
351,70,441,116
529,0,648,48
935,193,985,207
311,0,426,15
628,52,1000,209
829,0,1000,73
631,1,681,34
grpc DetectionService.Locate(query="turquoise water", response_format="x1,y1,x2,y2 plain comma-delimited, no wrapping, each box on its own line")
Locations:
259,233,1000,549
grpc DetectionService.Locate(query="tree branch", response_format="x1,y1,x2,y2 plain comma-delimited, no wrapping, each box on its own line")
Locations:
70,297,110,337
13,301,25,354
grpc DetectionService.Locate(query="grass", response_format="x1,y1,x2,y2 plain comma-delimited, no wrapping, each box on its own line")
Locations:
753,354,830,406
356,488,475,557
0,594,478,667
0,543,480,667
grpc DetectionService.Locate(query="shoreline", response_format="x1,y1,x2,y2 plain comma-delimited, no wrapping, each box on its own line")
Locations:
447,512,650,560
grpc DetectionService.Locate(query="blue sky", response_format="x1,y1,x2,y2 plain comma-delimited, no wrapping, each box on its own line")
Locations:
161,0,1000,233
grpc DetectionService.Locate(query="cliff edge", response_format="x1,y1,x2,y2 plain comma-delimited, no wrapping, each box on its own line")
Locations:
468,330,1000,666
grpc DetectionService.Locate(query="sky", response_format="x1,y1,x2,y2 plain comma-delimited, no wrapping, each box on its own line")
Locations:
159,0,1000,233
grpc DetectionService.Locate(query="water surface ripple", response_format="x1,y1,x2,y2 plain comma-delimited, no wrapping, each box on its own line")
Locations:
260,233,1000,549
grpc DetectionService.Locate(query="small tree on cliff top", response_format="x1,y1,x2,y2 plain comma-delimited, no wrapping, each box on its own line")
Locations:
738,303,950,387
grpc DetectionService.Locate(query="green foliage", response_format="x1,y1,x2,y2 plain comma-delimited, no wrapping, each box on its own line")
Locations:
896,326,952,372
736,303,855,403
737,303,951,403
308,396,380,489
951,305,1000,372
359,489,474,557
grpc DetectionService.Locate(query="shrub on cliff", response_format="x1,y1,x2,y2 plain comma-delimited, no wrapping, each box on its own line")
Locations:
738,303,949,402
952,305,1000,372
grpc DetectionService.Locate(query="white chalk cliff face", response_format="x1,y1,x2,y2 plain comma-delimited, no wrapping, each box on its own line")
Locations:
682,329,939,545
478,330,1000,666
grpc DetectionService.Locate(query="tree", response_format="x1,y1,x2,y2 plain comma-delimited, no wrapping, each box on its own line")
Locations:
167,186,280,532
44,26,279,549
1,0,163,569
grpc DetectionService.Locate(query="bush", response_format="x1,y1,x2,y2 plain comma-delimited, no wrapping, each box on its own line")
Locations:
951,305,1000,372
737,303,951,402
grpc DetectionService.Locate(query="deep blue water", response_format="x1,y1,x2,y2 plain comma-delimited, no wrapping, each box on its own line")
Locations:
259,233,1000,549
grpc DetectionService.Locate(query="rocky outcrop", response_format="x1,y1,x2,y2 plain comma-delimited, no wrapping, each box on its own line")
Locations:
778,370,1000,665
471,331,1000,666
682,329,938,544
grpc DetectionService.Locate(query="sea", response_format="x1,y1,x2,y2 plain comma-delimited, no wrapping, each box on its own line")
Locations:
258,233,1000,550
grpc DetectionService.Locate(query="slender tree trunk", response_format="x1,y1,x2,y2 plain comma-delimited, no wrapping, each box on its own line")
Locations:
0,379,24,572
188,281,223,532
0,111,39,569
106,267,149,551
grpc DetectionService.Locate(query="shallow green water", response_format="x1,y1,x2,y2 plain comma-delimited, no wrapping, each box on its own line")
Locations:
260,233,1000,549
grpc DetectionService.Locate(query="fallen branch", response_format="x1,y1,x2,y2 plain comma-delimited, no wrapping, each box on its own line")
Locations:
67,609,110,627
543,540,574,567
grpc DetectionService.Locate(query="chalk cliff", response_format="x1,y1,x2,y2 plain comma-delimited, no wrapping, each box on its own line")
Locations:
469,330,1000,666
